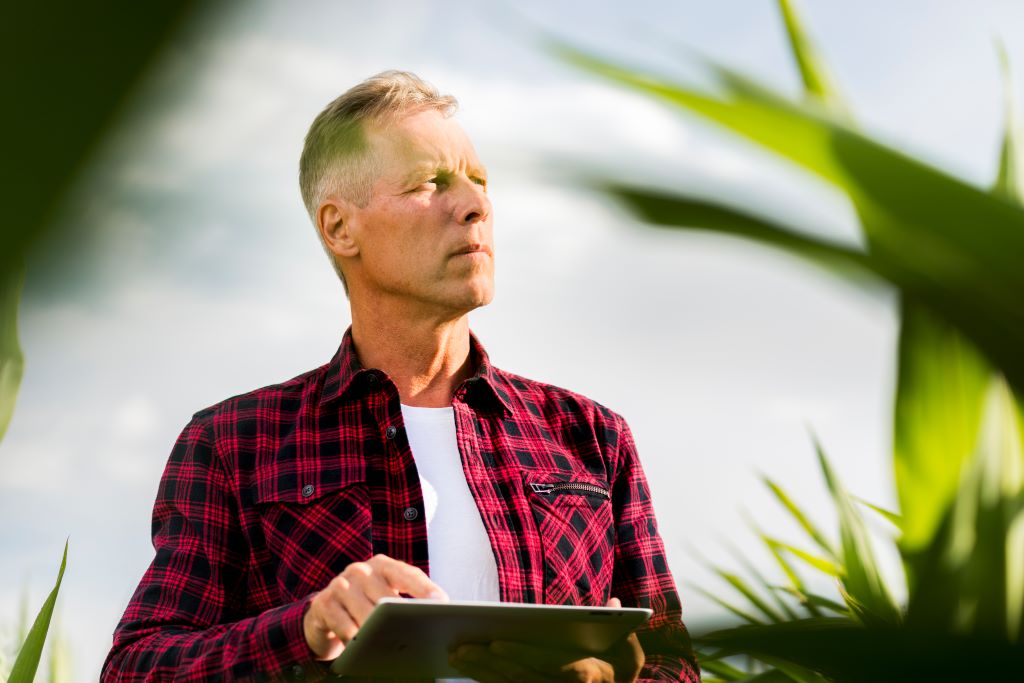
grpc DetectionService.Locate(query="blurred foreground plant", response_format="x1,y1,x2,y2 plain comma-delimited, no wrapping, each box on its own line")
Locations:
557,0,1024,679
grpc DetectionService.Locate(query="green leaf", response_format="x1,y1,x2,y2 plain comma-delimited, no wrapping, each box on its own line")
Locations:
1007,507,1024,642
830,128,1024,393
853,496,902,527
1,258,26,444
561,44,1024,394
763,537,841,577
760,476,836,557
994,39,1024,204
555,44,850,186
597,184,886,295
715,569,787,623
812,435,902,626
9,540,68,683
699,656,750,680
909,378,1024,639
697,618,1024,679
773,585,851,616
893,303,992,554
693,582,767,625
777,0,849,116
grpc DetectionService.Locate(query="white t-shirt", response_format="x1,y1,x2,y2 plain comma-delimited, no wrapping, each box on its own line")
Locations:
399,404,501,682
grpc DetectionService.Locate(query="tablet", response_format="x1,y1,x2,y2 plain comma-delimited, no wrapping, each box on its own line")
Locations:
328,597,652,678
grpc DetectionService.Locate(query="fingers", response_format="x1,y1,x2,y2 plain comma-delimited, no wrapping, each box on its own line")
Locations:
303,554,449,660
371,554,449,600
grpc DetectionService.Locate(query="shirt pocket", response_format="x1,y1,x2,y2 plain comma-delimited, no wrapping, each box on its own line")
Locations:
520,470,615,606
253,474,373,603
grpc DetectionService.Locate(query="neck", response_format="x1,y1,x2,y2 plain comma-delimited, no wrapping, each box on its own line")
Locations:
348,299,475,408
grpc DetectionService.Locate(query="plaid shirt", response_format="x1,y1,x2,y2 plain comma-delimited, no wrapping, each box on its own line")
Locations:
101,327,699,682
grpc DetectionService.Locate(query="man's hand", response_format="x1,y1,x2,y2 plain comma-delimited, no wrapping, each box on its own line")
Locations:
302,553,450,661
447,597,645,682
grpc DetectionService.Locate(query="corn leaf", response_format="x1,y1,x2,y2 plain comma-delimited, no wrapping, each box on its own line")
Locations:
893,303,992,554
693,583,766,625
560,44,1024,395
994,39,1024,203
9,540,68,683
853,496,901,527
761,476,835,557
907,378,1024,640
812,436,901,626
0,258,26,444
699,657,750,680
763,538,841,577
773,586,850,616
777,0,848,117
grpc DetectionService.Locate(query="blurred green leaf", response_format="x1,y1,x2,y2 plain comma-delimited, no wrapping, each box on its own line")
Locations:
894,304,991,554
994,39,1024,203
714,567,787,623
699,656,750,680
694,583,767,625
906,378,1024,640
774,586,850,616
9,540,68,683
562,44,1024,394
777,0,848,116
555,44,850,186
852,497,901,527
762,538,841,577
812,436,901,626
697,618,1024,681
0,259,26,444
597,185,885,294
761,477,835,557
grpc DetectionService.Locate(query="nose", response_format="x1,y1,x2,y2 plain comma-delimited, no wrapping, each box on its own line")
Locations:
453,177,491,226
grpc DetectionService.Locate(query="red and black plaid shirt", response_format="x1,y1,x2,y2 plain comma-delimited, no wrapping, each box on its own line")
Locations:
101,327,699,682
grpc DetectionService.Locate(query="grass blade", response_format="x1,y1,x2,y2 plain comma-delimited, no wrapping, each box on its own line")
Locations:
763,538,841,577
812,436,901,626
0,258,26,443
994,39,1024,204
777,0,848,116
9,540,68,683
894,303,991,554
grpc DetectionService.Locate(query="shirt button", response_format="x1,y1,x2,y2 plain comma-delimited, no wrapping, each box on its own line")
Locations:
366,373,378,385
403,506,419,521
385,425,398,439
301,484,315,498
291,664,305,679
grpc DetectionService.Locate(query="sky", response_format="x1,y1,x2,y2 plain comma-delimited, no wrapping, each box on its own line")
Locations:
2,0,1023,679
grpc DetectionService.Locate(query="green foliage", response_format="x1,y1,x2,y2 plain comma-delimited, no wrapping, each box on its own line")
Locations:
7,541,68,683
555,0,1024,678
0,260,25,443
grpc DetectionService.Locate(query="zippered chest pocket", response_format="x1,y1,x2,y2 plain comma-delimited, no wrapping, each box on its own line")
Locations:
529,480,611,500
521,471,615,606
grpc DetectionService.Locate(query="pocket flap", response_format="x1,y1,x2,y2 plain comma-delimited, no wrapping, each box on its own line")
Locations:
254,460,366,505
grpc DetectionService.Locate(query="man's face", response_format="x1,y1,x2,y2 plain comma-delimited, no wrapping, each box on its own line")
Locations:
343,108,494,315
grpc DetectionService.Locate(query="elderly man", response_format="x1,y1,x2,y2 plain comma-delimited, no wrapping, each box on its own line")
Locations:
102,71,699,682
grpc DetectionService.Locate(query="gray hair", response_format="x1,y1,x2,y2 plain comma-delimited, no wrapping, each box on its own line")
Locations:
298,70,459,292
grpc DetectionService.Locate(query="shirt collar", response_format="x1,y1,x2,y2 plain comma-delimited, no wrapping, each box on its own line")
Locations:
318,325,512,416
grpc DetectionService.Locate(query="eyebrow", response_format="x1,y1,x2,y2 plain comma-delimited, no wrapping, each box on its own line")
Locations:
403,163,488,184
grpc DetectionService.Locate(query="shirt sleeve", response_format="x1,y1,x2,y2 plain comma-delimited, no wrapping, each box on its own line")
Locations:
100,414,337,682
609,413,701,682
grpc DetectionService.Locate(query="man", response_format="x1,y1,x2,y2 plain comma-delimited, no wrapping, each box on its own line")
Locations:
102,71,699,682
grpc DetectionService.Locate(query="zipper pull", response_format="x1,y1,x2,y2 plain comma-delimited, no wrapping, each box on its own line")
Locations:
530,483,555,495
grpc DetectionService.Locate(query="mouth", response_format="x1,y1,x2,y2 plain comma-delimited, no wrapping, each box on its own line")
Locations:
452,244,493,258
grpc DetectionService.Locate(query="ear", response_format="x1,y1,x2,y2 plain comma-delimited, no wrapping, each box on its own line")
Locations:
317,195,360,260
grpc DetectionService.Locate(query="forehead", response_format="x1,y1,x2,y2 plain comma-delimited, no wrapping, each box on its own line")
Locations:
369,109,484,177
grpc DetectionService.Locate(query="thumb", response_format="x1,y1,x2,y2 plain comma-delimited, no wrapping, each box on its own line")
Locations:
605,596,622,608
